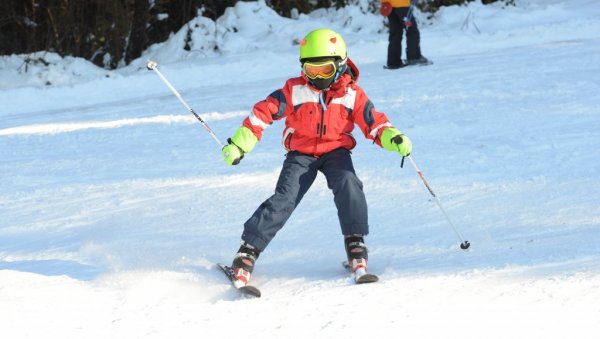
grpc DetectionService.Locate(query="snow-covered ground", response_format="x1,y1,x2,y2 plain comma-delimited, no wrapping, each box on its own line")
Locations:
1,0,600,337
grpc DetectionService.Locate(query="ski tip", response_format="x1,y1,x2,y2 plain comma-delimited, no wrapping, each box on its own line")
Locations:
356,274,379,284
239,285,261,298
217,263,230,273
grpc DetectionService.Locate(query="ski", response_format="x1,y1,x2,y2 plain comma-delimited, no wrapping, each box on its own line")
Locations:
383,59,433,70
217,263,261,298
342,261,379,284
405,59,434,67
383,64,406,70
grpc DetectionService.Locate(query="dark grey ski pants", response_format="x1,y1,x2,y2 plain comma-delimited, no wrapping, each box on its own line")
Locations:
241,148,369,252
387,7,422,67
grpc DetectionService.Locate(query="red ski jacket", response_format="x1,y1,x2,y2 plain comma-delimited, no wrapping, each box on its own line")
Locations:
242,58,395,157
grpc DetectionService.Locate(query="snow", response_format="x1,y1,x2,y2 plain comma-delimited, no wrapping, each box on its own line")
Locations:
1,0,600,337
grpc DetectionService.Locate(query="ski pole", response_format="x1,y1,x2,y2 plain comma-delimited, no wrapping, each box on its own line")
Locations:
404,1,415,28
146,60,224,147
406,156,471,250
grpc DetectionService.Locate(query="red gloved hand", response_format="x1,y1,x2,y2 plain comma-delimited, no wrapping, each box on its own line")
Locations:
381,2,392,16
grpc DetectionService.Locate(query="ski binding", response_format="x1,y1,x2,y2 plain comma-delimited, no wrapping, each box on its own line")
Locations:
342,261,379,284
217,263,261,298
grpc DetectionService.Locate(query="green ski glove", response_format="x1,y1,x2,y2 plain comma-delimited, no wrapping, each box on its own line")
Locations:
222,126,258,165
381,127,412,157
222,142,243,165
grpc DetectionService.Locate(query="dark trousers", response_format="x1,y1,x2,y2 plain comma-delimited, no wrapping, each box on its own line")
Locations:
242,148,369,251
387,7,422,67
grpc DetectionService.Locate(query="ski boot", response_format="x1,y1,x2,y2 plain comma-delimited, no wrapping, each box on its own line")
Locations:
231,241,260,288
344,235,369,276
344,235,379,283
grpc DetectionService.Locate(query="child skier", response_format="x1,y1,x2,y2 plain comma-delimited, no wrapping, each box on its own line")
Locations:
221,28,412,286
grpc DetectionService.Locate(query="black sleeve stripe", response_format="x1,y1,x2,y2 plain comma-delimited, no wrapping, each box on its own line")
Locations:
345,106,353,116
268,89,287,119
363,99,375,127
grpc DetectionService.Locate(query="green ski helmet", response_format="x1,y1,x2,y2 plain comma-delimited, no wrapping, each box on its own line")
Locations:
299,28,348,90
299,28,347,61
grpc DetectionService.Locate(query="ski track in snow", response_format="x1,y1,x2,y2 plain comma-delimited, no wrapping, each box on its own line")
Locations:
1,1,600,338
0,112,247,136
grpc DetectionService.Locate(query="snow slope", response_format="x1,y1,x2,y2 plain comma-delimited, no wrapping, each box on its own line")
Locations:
1,0,600,338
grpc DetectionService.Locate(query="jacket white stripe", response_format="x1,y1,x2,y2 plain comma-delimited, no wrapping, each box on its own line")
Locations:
248,111,269,130
291,85,319,106
292,85,357,110
369,122,393,138
331,88,357,110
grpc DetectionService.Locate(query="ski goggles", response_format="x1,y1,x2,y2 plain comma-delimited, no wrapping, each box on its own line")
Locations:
303,60,337,80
